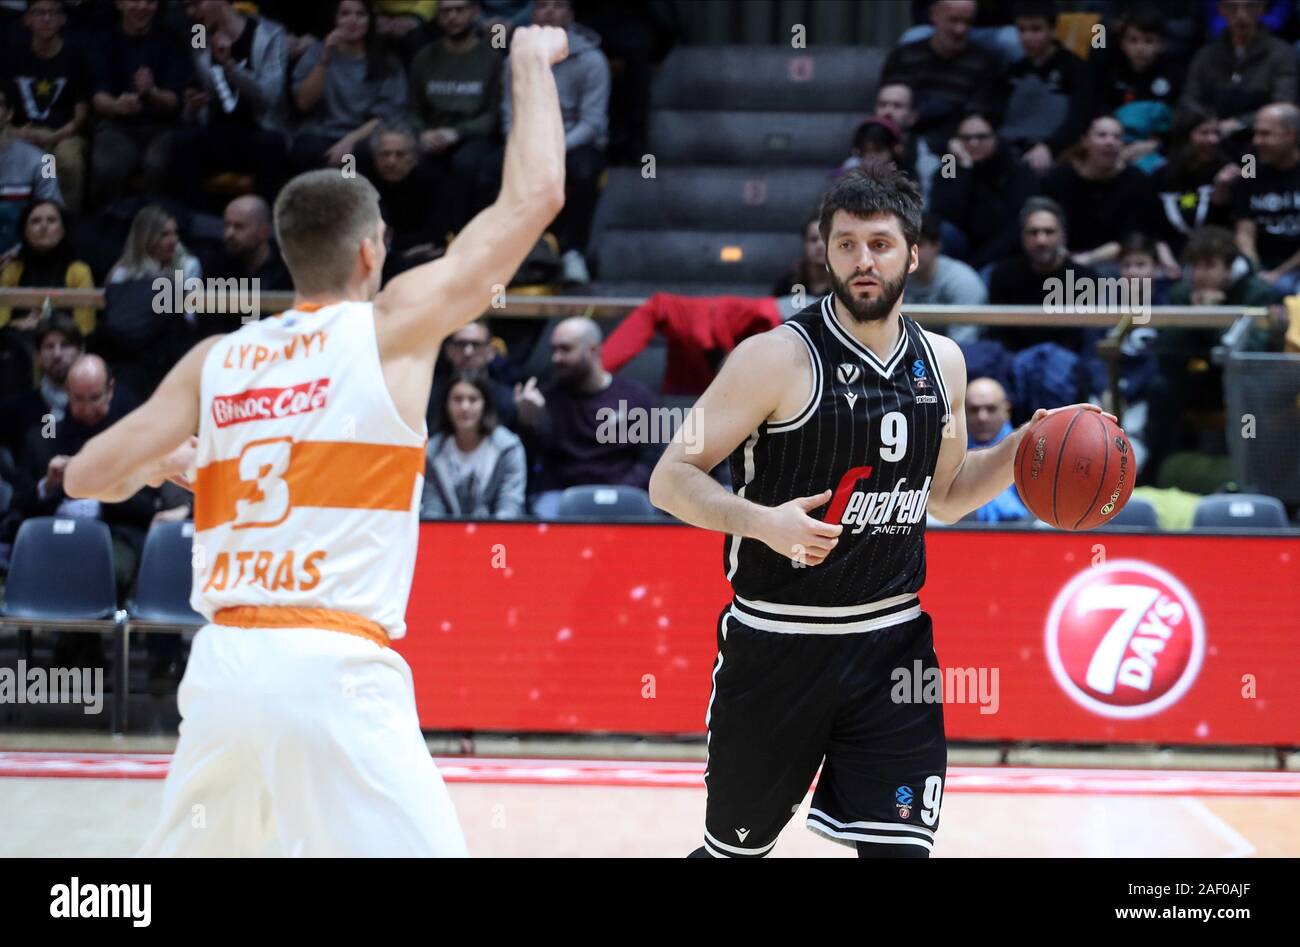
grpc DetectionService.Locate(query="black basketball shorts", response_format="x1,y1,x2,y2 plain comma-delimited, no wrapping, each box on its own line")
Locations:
701,604,948,857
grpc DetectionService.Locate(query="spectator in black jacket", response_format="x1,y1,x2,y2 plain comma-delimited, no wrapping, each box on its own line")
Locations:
209,195,291,290
1043,115,1153,270
929,111,1039,271
1181,0,1296,148
89,0,193,206
0,311,83,459
513,316,657,518
1091,4,1184,118
1145,104,1238,274
999,0,1093,175
880,0,1002,150
11,355,157,596
987,196,1099,351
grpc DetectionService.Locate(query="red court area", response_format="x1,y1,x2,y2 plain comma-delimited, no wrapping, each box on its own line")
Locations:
397,524,1298,745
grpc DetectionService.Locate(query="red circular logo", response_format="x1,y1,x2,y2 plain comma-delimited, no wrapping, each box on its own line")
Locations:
1045,560,1206,719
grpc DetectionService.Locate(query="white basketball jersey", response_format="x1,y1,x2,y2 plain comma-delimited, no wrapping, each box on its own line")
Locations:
190,301,426,640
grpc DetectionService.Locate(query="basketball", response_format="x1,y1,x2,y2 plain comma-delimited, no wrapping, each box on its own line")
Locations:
1014,409,1135,531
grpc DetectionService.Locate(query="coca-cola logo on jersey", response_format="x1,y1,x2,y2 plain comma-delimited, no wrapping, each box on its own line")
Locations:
212,378,331,428
1045,560,1206,719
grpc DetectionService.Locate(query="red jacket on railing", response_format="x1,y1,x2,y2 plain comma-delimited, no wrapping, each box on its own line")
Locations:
600,293,782,395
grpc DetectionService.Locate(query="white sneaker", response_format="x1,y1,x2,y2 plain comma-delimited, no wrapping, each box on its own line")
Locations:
562,249,590,285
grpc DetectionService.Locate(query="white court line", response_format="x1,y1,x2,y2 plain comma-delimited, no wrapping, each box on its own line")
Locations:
1180,798,1257,858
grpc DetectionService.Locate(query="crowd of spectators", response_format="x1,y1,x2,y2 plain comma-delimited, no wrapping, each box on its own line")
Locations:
2,0,1298,582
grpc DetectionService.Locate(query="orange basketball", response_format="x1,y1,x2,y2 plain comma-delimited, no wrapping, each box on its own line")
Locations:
1013,408,1135,530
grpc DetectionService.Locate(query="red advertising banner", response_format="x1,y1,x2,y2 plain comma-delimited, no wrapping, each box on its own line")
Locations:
396,524,1300,745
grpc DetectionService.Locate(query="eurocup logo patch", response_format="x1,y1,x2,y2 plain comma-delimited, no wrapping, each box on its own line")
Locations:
836,363,861,385
895,785,913,820
911,358,929,389
1045,560,1206,719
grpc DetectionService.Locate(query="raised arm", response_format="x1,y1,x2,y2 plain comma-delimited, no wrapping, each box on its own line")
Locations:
373,26,568,359
649,330,843,567
64,337,220,502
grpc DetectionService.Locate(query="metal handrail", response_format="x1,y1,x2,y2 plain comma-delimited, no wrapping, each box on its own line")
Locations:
0,287,1270,327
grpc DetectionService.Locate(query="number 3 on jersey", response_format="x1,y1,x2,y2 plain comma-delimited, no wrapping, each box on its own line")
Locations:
880,410,908,462
233,437,293,529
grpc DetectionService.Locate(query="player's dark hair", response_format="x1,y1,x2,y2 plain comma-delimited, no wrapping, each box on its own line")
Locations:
818,162,922,249
1182,225,1238,266
437,369,500,438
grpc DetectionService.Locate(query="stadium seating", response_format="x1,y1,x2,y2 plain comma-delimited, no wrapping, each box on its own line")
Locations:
556,485,660,520
0,518,119,624
1191,494,1290,530
0,517,126,730
1099,496,1159,529
127,521,204,630
590,46,885,297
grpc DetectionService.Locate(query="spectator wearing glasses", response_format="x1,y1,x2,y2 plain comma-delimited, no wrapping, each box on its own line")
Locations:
929,111,1039,271
10,355,155,594
427,320,518,431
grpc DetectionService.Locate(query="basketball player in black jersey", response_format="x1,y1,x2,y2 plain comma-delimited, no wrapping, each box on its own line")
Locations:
649,163,1111,858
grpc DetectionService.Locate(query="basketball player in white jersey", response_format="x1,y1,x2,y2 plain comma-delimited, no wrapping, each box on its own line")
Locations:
63,25,570,857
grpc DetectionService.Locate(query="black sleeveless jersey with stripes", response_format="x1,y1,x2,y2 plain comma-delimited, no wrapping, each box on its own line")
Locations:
723,295,950,625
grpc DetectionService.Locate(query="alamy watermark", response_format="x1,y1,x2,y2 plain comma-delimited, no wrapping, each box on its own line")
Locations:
891,660,1000,715
1043,270,1151,325
0,661,103,715
596,400,704,454
153,272,261,324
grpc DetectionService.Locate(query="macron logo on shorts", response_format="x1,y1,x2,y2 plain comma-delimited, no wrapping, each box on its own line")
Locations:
212,378,331,428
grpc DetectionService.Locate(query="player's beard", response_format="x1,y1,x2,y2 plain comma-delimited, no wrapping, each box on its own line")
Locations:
828,264,907,324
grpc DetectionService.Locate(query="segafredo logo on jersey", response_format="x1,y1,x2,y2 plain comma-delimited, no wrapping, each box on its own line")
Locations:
1045,560,1205,719
823,465,931,535
212,378,331,428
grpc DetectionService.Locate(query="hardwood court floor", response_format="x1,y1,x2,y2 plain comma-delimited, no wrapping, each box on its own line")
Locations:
1,753,1297,857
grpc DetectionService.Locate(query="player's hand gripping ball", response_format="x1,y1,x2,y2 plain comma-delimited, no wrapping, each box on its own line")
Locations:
1013,406,1135,530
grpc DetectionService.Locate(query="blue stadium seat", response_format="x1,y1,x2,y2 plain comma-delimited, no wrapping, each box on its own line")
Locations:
0,518,119,624
1099,496,1159,529
556,485,661,521
127,521,204,629
1191,494,1289,530
0,517,127,731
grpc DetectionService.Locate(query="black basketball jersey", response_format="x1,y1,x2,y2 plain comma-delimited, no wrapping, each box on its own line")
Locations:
724,294,950,633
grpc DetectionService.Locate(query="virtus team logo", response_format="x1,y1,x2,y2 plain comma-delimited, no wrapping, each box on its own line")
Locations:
836,362,862,385
1045,560,1206,719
